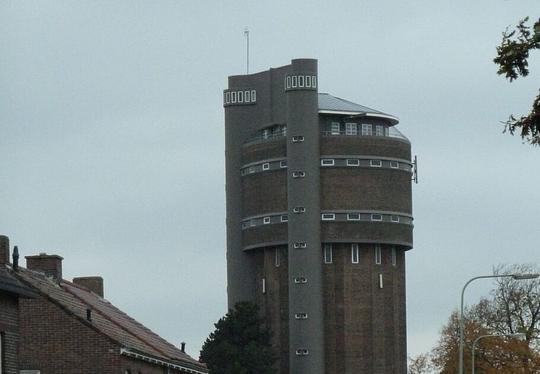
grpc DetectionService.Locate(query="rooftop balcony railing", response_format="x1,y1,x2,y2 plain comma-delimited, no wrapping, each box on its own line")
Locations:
243,129,287,146
321,127,409,141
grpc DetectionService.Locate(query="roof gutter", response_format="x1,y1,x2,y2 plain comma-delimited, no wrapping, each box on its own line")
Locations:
120,348,208,374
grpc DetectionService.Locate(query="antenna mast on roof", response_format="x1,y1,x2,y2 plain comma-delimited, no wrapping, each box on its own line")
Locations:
244,27,250,74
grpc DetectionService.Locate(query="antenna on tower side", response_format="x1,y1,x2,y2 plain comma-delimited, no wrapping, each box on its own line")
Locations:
244,27,250,74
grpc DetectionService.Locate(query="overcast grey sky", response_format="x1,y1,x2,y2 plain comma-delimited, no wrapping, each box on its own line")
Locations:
1,0,539,359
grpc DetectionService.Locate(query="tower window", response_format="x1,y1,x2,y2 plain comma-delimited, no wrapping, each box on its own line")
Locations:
292,135,304,143
286,76,291,89
292,171,305,178
312,76,317,88
292,76,297,88
275,248,280,267
281,215,288,222
231,91,237,103
391,215,400,223
321,213,335,221
263,217,271,224
371,214,383,221
347,213,361,221
379,274,384,289
225,92,230,104
295,313,308,319
262,163,270,170
237,91,243,103
280,160,287,168
362,123,372,136
331,122,341,135
251,90,256,102
351,244,359,264
248,166,256,174
295,349,309,356
262,278,266,294
294,276,308,284
390,161,399,168
245,90,251,103
292,206,305,213
345,123,358,135
375,245,382,265
293,242,307,249
324,244,333,264
391,247,397,267
370,160,382,167
347,159,360,167
305,76,311,87
321,159,335,166
298,75,304,87
375,125,384,136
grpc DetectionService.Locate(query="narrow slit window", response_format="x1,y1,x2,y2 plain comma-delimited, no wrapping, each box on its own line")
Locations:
370,160,382,167
371,214,383,221
347,159,360,166
281,215,288,222
295,313,308,319
292,76,298,88
351,244,359,264
305,76,311,87
296,349,309,356
298,75,304,87
375,245,382,265
251,90,256,102
312,76,317,88
294,276,307,284
231,91,237,103
292,135,305,143
275,249,280,267
391,247,397,267
321,159,335,166
379,274,384,289
262,163,270,171
293,242,307,249
324,244,333,264
238,91,243,103
345,123,358,136
347,213,361,221
293,206,305,214
292,171,306,178
286,76,291,89
262,278,266,294
390,161,399,168
225,92,230,104
245,91,251,103
361,123,372,136
321,213,335,221
263,217,271,224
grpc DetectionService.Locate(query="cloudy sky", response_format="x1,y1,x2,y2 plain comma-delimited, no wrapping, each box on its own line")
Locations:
2,0,539,360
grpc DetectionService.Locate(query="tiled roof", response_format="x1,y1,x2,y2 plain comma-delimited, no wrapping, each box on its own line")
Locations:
0,267,36,298
318,93,399,124
15,268,207,373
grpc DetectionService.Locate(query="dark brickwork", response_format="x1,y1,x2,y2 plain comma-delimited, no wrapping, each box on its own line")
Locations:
242,171,287,217
242,138,287,165
321,135,411,160
0,293,19,374
322,222,413,248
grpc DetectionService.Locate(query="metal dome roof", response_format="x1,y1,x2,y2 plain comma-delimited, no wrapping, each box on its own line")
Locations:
318,93,399,125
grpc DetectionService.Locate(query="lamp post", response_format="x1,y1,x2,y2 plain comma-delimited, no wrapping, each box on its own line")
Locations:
471,333,526,374
458,273,539,374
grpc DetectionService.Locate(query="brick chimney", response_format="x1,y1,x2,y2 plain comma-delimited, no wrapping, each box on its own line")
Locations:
73,276,104,297
0,235,9,265
26,253,63,280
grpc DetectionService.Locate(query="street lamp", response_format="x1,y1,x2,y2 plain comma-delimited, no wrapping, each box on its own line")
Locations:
458,273,539,374
471,333,526,374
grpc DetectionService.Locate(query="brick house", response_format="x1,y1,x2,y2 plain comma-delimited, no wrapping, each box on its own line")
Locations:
2,238,208,374
0,236,36,374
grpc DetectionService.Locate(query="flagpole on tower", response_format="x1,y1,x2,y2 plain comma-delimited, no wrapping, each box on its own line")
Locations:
244,27,249,74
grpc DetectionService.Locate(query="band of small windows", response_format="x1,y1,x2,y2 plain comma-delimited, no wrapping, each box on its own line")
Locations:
241,211,413,229
223,89,257,106
240,157,411,176
285,74,317,91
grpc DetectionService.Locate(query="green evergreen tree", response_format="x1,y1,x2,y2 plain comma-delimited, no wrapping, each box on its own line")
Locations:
200,302,276,374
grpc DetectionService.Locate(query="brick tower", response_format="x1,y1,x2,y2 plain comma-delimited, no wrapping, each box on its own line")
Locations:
224,58,413,374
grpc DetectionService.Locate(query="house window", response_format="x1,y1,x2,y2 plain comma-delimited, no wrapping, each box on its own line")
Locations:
324,244,333,264
331,122,341,135
262,163,270,171
262,278,266,294
362,123,372,136
391,247,397,267
351,244,359,264
371,214,383,221
292,76,298,88
281,215,288,222
370,160,382,167
345,122,358,135
312,76,317,88
390,161,399,168
238,91,243,103
391,215,400,223
375,245,382,265
292,206,305,213
321,159,334,166
305,76,311,87
347,159,360,166
280,160,287,168
275,249,280,267
298,75,304,87
292,135,304,143
263,217,271,224
251,90,256,102
321,213,335,221
375,125,384,136
347,213,361,221
292,171,305,178
294,276,307,284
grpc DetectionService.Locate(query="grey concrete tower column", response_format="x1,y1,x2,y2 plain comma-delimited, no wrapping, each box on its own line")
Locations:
286,59,325,374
